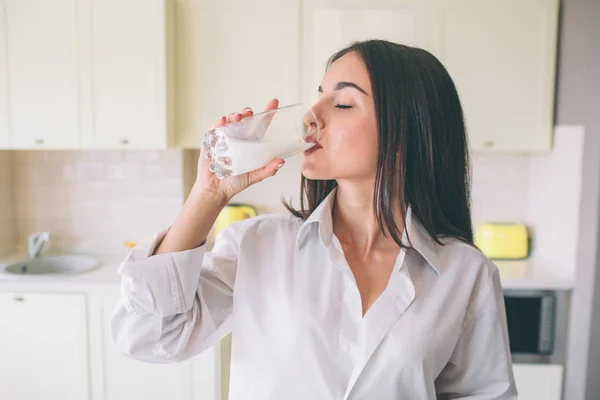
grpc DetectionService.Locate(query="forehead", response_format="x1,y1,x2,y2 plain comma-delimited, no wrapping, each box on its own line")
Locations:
322,51,371,90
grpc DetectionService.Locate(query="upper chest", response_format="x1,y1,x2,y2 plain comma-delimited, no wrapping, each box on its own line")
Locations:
235,232,466,337
336,239,402,316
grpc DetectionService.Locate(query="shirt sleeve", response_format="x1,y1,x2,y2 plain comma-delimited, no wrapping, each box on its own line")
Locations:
435,265,518,399
110,225,240,364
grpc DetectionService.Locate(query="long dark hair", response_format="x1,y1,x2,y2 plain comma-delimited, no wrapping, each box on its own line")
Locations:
284,40,473,247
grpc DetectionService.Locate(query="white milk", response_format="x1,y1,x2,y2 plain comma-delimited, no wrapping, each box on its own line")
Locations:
225,139,315,176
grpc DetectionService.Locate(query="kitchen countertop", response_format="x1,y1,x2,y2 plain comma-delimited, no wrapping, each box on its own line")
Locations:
0,253,124,293
495,260,574,290
0,253,574,293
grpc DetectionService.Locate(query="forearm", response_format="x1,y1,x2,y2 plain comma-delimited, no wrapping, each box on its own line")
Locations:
155,184,228,254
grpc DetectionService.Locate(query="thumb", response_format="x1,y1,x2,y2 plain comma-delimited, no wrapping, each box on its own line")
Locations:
247,159,285,185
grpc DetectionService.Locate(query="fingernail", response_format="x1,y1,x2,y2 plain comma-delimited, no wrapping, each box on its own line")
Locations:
244,107,253,112
236,113,242,118
276,163,285,170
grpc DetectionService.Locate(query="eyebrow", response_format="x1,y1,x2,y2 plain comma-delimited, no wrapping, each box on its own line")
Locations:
318,81,369,96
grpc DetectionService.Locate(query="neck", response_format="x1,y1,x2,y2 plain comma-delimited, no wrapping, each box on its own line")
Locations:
332,180,403,256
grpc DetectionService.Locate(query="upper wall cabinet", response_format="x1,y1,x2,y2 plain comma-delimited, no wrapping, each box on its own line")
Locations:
0,0,559,152
80,0,174,149
0,0,174,150
302,0,439,107
301,0,559,152
0,0,82,149
175,0,301,148
436,0,559,152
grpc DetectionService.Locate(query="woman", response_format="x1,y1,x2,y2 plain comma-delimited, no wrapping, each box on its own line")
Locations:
111,40,516,399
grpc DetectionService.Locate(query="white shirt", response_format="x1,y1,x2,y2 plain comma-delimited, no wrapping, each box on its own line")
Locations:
111,191,517,399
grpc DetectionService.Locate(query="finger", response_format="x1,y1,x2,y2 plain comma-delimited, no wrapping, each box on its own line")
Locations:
264,99,279,112
247,158,285,185
226,112,243,124
199,146,212,169
240,107,253,119
211,116,226,129
200,146,209,159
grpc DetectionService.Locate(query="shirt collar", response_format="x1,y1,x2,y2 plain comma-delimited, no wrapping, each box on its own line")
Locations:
296,189,336,250
295,189,442,275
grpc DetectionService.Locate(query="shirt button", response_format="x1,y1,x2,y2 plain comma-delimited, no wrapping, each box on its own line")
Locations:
340,342,349,352
345,278,354,289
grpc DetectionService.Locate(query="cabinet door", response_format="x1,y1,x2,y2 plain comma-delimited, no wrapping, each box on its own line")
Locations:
192,342,221,400
302,0,437,106
0,293,89,400
0,0,81,149
436,0,559,152
79,0,171,149
513,363,563,400
88,293,220,400
175,0,301,148
0,1,9,147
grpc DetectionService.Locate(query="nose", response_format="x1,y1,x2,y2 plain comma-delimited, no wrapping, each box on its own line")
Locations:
303,106,324,139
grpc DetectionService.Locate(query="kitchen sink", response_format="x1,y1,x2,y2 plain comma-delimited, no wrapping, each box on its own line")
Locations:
1,255,100,276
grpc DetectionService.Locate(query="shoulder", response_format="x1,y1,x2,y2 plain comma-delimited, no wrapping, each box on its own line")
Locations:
435,238,501,298
440,238,498,277
437,238,503,320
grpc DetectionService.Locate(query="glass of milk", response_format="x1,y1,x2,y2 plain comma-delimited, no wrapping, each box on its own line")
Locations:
202,104,320,179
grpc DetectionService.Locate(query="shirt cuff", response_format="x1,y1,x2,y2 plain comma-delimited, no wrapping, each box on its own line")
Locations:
128,228,170,262
117,229,207,318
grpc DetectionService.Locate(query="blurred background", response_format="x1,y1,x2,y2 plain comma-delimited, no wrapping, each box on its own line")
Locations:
0,0,598,399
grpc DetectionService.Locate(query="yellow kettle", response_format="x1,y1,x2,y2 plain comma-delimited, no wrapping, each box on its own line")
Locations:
215,203,258,236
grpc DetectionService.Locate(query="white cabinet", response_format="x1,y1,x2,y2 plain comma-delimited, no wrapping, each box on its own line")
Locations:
0,0,82,149
436,0,559,152
192,340,221,400
0,0,174,150
87,293,220,400
175,0,301,148
80,0,174,149
1,0,560,152
0,293,89,400
0,1,7,148
513,363,563,400
302,0,437,107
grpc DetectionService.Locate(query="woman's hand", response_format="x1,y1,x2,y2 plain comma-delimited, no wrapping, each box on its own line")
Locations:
194,99,285,202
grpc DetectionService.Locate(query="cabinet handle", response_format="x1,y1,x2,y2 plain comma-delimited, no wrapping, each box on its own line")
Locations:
484,141,494,148
120,139,129,145
35,138,44,145
14,296,24,302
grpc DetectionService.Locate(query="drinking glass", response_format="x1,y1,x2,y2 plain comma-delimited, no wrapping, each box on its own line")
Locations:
202,104,320,179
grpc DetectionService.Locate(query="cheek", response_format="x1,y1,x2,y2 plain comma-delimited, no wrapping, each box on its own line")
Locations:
335,121,377,157
302,116,378,180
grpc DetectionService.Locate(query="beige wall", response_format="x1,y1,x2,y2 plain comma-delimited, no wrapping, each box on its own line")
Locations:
3,141,581,270
0,151,16,256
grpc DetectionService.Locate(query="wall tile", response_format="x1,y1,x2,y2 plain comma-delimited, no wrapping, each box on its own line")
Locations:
12,150,185,255
4,131,583,279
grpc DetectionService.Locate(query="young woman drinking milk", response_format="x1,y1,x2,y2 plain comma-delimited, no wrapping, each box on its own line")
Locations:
111,40,516,399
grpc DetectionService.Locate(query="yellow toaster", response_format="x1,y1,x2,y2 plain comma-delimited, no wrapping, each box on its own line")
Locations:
474,223,530,260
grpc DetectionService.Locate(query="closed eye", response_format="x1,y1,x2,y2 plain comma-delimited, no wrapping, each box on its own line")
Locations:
335,104,352,109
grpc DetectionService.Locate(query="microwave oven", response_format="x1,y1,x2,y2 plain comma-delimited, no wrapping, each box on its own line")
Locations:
503,289,570,364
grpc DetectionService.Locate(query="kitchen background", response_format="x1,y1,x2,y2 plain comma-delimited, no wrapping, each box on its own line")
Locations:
0,0,599,399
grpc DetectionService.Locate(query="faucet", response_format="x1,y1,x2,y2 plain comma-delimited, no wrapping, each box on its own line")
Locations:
27,232,50,259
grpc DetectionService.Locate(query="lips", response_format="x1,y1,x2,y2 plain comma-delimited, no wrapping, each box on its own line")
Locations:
304,134,321,146
304,141,322,156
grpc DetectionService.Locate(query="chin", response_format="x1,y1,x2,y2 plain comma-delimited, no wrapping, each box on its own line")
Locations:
301,160,334,181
